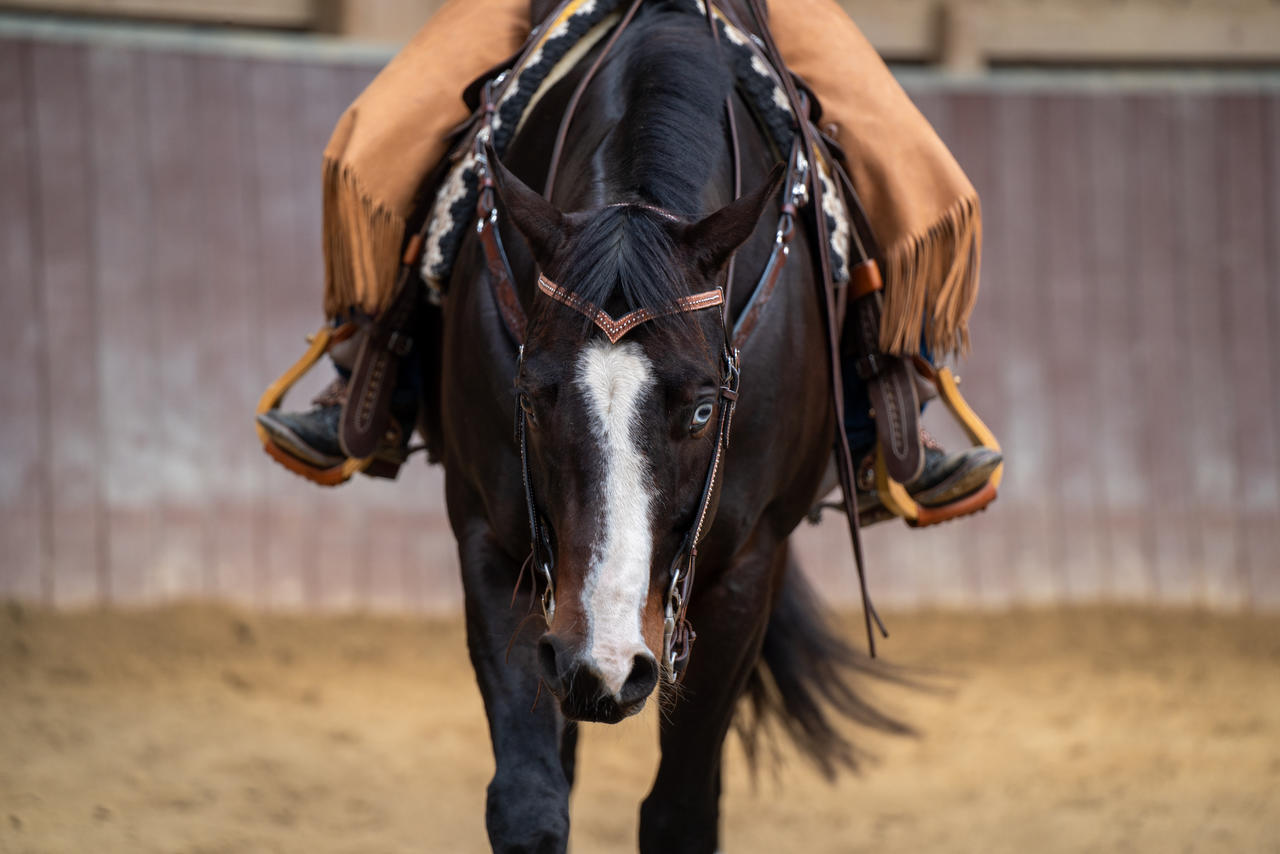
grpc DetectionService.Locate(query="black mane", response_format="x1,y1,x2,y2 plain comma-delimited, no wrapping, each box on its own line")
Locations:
553,4,732,334
604,6,733,212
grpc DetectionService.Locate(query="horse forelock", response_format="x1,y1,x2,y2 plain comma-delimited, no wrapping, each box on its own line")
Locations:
544,206,710,347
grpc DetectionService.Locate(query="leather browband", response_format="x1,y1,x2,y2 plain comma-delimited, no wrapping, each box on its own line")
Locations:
536,274,725,344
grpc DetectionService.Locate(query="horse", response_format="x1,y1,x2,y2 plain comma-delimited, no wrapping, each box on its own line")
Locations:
436,2,902,850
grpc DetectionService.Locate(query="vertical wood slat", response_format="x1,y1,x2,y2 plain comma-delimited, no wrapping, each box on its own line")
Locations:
1175,92,1234,606
1088,94,1146,600
945,91,1014,608
28,42,106,607
1039,93,1102,601
1218,94,1279,608
193,54,259,605
86,43,155,605
1263,93,1280,609
1131,94,1196,602
0,41,49,602
143,50,209,602
993,92,1056,604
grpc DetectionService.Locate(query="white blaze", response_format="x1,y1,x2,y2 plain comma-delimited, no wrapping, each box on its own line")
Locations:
575,339,657,695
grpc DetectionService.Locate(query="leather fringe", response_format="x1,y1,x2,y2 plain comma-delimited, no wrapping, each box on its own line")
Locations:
322,157,407,319
878,193,982,359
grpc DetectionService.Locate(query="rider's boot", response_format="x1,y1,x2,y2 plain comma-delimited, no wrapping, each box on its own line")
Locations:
840,366,1002,526
256,325,418,474
852,430,1002,527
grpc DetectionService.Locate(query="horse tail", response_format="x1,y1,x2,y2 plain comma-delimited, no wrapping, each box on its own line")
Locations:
736,546,916,779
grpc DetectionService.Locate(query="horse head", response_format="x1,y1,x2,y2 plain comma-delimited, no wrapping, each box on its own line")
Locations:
490,153,782,722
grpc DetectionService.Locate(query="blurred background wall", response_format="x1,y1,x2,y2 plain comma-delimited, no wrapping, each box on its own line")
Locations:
2,0,1279,64
0,0,1277,613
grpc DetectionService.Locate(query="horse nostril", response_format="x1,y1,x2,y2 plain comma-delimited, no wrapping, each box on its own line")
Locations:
537,636,562,690
619,652,659,706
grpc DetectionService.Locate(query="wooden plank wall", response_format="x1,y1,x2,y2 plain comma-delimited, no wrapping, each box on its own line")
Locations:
0,32,1276,612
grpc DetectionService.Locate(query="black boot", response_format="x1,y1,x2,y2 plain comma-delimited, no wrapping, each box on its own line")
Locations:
853,431,1003,527
256,378,349,468
257,310,420,475
256,372,418,472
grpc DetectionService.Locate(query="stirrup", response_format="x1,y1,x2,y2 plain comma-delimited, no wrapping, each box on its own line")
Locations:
254,323,373,487
874,359,1002,527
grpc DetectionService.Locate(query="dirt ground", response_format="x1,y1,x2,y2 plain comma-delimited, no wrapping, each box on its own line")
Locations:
1,604,1277,854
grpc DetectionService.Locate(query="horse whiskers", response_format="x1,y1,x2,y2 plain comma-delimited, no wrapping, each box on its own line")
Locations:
505,612,550,665
657,677,686,724
530,679,545,714
510,552,533,609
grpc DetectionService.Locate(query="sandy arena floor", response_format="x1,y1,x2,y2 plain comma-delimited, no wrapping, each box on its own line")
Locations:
1,603,1277,853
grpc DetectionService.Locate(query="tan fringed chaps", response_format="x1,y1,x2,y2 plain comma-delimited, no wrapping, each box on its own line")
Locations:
323,0,982,357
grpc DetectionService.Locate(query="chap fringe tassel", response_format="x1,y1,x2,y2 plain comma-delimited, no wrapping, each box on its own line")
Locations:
878,193,982,360
322,158,407,319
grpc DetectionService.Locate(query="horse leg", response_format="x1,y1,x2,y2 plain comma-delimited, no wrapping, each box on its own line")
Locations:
559,720,580,789
456,519,573,854
638,537,782,854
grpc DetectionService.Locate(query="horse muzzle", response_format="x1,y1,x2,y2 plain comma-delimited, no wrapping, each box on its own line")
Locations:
537,633,659,723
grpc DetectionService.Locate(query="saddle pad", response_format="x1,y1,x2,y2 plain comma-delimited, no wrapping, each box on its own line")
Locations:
420,0,852,298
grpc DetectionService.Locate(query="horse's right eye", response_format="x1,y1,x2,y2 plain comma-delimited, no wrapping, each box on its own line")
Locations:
689,401,715,436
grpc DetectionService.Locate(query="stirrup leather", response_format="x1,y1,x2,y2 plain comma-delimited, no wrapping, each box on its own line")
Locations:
875,359,1002,527
254,323,373,487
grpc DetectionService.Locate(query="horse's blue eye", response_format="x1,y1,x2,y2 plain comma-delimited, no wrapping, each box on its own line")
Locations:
691,403,715,429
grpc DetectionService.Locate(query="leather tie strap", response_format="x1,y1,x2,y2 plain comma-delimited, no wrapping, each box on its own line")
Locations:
340,264,422,459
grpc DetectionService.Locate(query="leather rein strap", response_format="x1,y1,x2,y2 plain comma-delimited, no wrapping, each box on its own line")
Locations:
741,0,889,654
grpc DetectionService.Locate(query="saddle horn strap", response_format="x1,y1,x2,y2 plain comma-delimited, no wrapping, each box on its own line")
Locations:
537,274,724,344
874,364,1002,527
254,324,373,487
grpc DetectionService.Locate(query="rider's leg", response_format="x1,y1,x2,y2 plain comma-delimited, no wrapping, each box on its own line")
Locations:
776,0,997,516
322,0,530,321
256,315,424,468
261,0,530,471
773,0,982,360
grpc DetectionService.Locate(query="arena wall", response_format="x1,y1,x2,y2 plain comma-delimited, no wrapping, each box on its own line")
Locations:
1,20,1277,612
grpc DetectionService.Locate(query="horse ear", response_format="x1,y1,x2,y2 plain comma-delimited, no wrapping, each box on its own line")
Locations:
683,163,786,276
485,143,565,265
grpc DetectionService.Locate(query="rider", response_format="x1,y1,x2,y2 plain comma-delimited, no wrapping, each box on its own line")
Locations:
256,0,1002,521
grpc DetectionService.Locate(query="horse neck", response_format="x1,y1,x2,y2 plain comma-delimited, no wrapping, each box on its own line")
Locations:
546,5,736,215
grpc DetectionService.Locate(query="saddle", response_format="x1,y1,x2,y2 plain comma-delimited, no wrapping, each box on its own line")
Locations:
254,0,1002,638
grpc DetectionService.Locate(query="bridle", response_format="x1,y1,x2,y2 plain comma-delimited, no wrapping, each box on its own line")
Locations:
516,272,742,681
469,0,858,681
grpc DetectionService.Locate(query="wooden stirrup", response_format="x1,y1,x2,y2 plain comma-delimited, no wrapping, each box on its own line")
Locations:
254,324,372,487
874,362,1003,527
